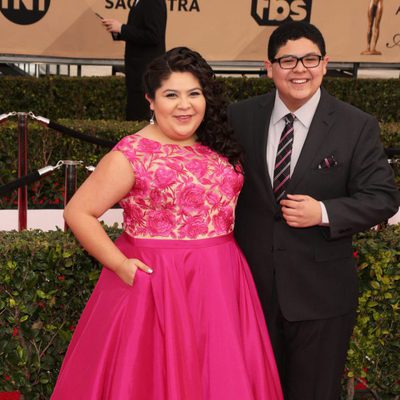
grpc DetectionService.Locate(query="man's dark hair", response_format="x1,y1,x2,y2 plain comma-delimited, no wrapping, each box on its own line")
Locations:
268,21,326,61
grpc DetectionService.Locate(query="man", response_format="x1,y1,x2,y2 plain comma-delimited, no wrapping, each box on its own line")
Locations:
228,21,399,400
102,0,167,121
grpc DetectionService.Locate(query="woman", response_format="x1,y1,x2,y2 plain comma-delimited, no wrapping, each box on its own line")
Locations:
51,47,283,400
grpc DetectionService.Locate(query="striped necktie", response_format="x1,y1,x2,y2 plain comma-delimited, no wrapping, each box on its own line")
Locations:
273,113,295,202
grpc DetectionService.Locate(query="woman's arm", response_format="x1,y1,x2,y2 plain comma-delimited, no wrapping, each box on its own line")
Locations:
64,150,152,285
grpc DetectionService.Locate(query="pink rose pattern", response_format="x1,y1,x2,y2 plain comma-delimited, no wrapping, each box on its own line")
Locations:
113,134,243,239
155,168,178,189
176,183,206,211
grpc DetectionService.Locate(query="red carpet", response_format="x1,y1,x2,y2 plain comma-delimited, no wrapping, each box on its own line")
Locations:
0,393,20,400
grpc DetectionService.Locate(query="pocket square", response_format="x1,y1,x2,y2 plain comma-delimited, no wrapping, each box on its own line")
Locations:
317,155,338,169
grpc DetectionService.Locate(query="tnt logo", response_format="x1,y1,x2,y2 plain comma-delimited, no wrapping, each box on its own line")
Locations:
0,0,51,25
251,0,312,26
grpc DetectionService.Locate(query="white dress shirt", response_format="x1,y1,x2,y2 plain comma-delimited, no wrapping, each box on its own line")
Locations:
266,89,329,224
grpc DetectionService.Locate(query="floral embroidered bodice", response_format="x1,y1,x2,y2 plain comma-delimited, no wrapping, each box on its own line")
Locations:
113,134,243,240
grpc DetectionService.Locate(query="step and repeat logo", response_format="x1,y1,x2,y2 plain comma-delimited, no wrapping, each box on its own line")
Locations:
251,0,312,25
0,0,51,25
105,0,200,12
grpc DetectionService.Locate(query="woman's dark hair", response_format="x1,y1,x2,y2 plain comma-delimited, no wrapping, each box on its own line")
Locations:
143,47,242,167
268,21,326,61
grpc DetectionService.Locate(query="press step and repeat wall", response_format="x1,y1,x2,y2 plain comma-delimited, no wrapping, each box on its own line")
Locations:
0,0,399,63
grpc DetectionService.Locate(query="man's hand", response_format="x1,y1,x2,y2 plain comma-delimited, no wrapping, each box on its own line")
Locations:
280,194,322,228
102,18,122,34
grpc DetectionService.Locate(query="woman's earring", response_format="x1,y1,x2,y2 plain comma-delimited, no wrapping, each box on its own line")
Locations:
149,111,155,125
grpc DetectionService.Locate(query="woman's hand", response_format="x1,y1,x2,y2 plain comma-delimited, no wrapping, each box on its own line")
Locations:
115,258,153,286
101,18,123,34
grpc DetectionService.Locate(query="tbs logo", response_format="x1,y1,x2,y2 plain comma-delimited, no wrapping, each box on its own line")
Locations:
251,0,312,26
0,0,51,25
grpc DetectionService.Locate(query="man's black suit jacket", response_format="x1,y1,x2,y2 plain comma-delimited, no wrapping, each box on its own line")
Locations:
229,89,400,322
119,0,167,88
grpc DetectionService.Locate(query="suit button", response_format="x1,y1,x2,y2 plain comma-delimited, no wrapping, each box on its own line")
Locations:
274,213,282,221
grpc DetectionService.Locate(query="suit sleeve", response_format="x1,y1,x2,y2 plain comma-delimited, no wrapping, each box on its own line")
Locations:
119,0,166,45
324,116,400,239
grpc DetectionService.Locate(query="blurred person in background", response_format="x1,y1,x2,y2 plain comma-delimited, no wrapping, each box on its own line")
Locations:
102,0,167,121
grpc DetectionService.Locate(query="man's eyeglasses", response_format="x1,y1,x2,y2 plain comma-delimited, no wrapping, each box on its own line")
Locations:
272,54,323,69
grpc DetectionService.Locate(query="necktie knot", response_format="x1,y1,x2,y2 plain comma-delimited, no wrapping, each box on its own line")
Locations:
284,113,295,126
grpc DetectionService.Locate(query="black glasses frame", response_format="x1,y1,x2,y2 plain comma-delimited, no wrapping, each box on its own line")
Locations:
272,54,323,69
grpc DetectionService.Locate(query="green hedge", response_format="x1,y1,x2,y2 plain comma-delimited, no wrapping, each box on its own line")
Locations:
0,76,127,121
344,225,400,399
0,225,399,399
0,226,120,399
0,119,398,209
1,76,400,122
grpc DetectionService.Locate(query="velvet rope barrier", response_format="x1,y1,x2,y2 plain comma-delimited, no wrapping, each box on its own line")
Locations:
0,112,16,124
0,161,63,197
27,113,117,148
385,147,400,158
48,120,117,148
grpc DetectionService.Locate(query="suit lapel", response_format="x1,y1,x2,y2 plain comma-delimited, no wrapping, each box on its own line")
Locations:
287,89,335,193
252,93,277,205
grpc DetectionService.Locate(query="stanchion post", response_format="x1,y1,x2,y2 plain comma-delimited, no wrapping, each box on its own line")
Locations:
17,112,28,231
63,160,81,232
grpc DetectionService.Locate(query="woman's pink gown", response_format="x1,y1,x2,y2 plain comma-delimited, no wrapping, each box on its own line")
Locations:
51,134,283,400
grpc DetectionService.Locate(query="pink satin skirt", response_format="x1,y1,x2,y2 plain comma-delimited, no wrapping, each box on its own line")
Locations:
51,233,283,399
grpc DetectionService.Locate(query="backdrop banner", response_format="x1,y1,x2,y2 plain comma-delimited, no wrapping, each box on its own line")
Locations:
0,0,399,62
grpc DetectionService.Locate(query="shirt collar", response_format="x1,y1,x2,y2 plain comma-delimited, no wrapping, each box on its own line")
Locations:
271,88,321,128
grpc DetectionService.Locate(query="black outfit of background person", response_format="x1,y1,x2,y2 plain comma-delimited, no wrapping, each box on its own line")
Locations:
117,0,167,121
